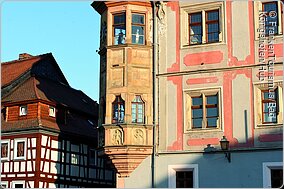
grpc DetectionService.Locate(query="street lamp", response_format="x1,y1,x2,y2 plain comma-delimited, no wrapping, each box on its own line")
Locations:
219,136,231,163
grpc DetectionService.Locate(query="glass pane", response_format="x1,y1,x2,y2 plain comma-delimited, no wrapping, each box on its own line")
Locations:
208,23,219,33
271,169,283,188
264,113,277,123
207,118,217,127
190,35,202,44
263,92,269,99
206,107,218,117
207,11,219,21
114,14,126,24
208,33,219,42
206,95,218,105
192,109,203,118
1,143,8,158
132,14,144,24
17,142,24,157
192,118,202,128
192,96,202,105
190,25,202,35
114,27,126,45
190,12,202,23
132,26,145,44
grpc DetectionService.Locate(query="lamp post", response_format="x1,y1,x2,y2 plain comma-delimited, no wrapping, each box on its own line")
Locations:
219,136,231,163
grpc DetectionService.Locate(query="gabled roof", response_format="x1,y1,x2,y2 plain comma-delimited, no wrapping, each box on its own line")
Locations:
1,55,41,87
1,53,69,88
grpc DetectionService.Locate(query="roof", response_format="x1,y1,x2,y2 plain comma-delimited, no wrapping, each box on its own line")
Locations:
1,53,99,138
1,55,42,87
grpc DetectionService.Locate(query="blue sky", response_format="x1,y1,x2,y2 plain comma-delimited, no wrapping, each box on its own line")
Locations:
1,1,101,101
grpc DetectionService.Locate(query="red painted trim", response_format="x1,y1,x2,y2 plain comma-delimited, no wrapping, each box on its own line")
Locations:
167,76,183,151
256,70,283,78
186,77,218,85
166,1,180,73
187,138,220,146
183,51,223,66
258,133,283,142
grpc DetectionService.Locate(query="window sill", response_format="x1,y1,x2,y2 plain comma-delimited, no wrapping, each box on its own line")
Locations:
185,127,222,133
255,123,283,129
255,34,283,41
181,41,226,49
1,158,9,162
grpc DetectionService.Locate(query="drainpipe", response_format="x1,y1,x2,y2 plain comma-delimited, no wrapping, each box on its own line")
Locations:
151,1,157,188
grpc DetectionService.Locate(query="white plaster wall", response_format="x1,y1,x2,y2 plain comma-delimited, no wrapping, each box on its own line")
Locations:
232,1,250,61
232,74,251,143
50,150,58,162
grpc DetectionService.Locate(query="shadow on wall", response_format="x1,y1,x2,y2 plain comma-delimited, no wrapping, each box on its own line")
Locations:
35,78,116,188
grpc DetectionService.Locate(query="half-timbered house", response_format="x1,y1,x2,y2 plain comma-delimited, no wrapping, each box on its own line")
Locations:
1,53,115,188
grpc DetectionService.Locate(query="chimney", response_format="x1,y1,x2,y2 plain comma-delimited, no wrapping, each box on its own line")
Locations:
19,53,33,60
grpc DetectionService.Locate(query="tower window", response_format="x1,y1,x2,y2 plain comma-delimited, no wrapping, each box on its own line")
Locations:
132,14,145,44
113,13,126,45
112,95,125,124
132,95,144,123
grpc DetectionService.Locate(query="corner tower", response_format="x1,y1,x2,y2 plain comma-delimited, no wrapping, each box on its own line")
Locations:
91,1,153,178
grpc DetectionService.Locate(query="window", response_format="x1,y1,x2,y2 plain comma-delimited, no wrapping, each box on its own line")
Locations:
190,92,219,129
254,1,283,38
19,105,27,116
263,162,283,188
254,83,282,126
132,14,145,44
112,95,125,124
261,89,278,124
71,153,78,164
168,164,199,188
14,139,26,160
181,2,224,47
176,171,194,188
1,140,9,161
1,181,8,188
263,2,279,35
89,148,97,166
189,12,202,44
132,95,144,123
113,13,126,45
189,9,219,45
206,10,219,43
11,181,25,188
49,106,56,117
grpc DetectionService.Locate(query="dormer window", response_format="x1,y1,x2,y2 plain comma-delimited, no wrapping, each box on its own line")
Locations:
49,106,56,117
19,105,27,116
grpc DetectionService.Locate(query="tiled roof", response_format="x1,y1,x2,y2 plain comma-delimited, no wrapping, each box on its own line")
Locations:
2,77,38,103
35,77,98,116
1,55,43,87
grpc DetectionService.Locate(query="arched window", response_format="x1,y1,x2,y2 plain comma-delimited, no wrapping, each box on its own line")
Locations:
112,95,125,124
131,96,144,123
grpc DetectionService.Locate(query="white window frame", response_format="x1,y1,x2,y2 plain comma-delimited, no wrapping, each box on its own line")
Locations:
254,1,283,40
180,1,225,47
263,162,283,188
168,164,199,188
13,138,27,160
11,181,25,188
254,81,283,127
1,181,8,188
49,106,56,117
1,140,10,161
184,88,222,131
19,105,27,116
